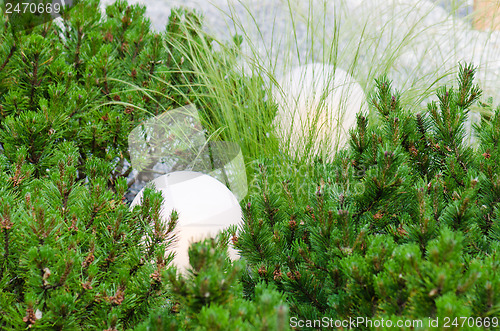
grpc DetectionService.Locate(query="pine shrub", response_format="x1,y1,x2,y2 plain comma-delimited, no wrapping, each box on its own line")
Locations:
0,1,279,329
0,142,177,329
137,238,289,331
237,64,500,329
0,0,208,183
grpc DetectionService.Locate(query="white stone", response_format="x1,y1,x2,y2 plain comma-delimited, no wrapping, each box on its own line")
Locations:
130,171,242,272
273,63,368,160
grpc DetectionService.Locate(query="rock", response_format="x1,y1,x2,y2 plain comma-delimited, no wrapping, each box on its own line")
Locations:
130,171,242,272
273,63,368,160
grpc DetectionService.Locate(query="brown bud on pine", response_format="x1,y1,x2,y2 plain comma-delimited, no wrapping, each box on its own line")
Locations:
410,145,418,156
110,286,125,305
82,252,95,268
104,31,113,42
150,270,161,282
23,307,38,327
82,281,93,290
231,234,238,245
273,266,282,280
286,270,301,280
0,214,12,230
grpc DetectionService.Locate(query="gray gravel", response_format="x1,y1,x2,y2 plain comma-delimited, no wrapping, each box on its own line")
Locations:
98,0,499,102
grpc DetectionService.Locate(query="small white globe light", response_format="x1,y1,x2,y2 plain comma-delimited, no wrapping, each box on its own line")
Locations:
273,63,368,161
130,171,242,272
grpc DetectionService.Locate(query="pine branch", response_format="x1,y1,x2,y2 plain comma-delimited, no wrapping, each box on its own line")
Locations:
0,44,16,73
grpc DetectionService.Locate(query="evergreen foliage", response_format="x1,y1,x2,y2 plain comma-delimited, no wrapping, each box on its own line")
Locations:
0,0,207,184
237,64,500,329
0,142,176,329
137,238,289,331
0,1,281,329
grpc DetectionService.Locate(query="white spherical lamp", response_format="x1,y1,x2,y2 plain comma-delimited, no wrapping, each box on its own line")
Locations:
273,63,368,160
130,171,242,272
